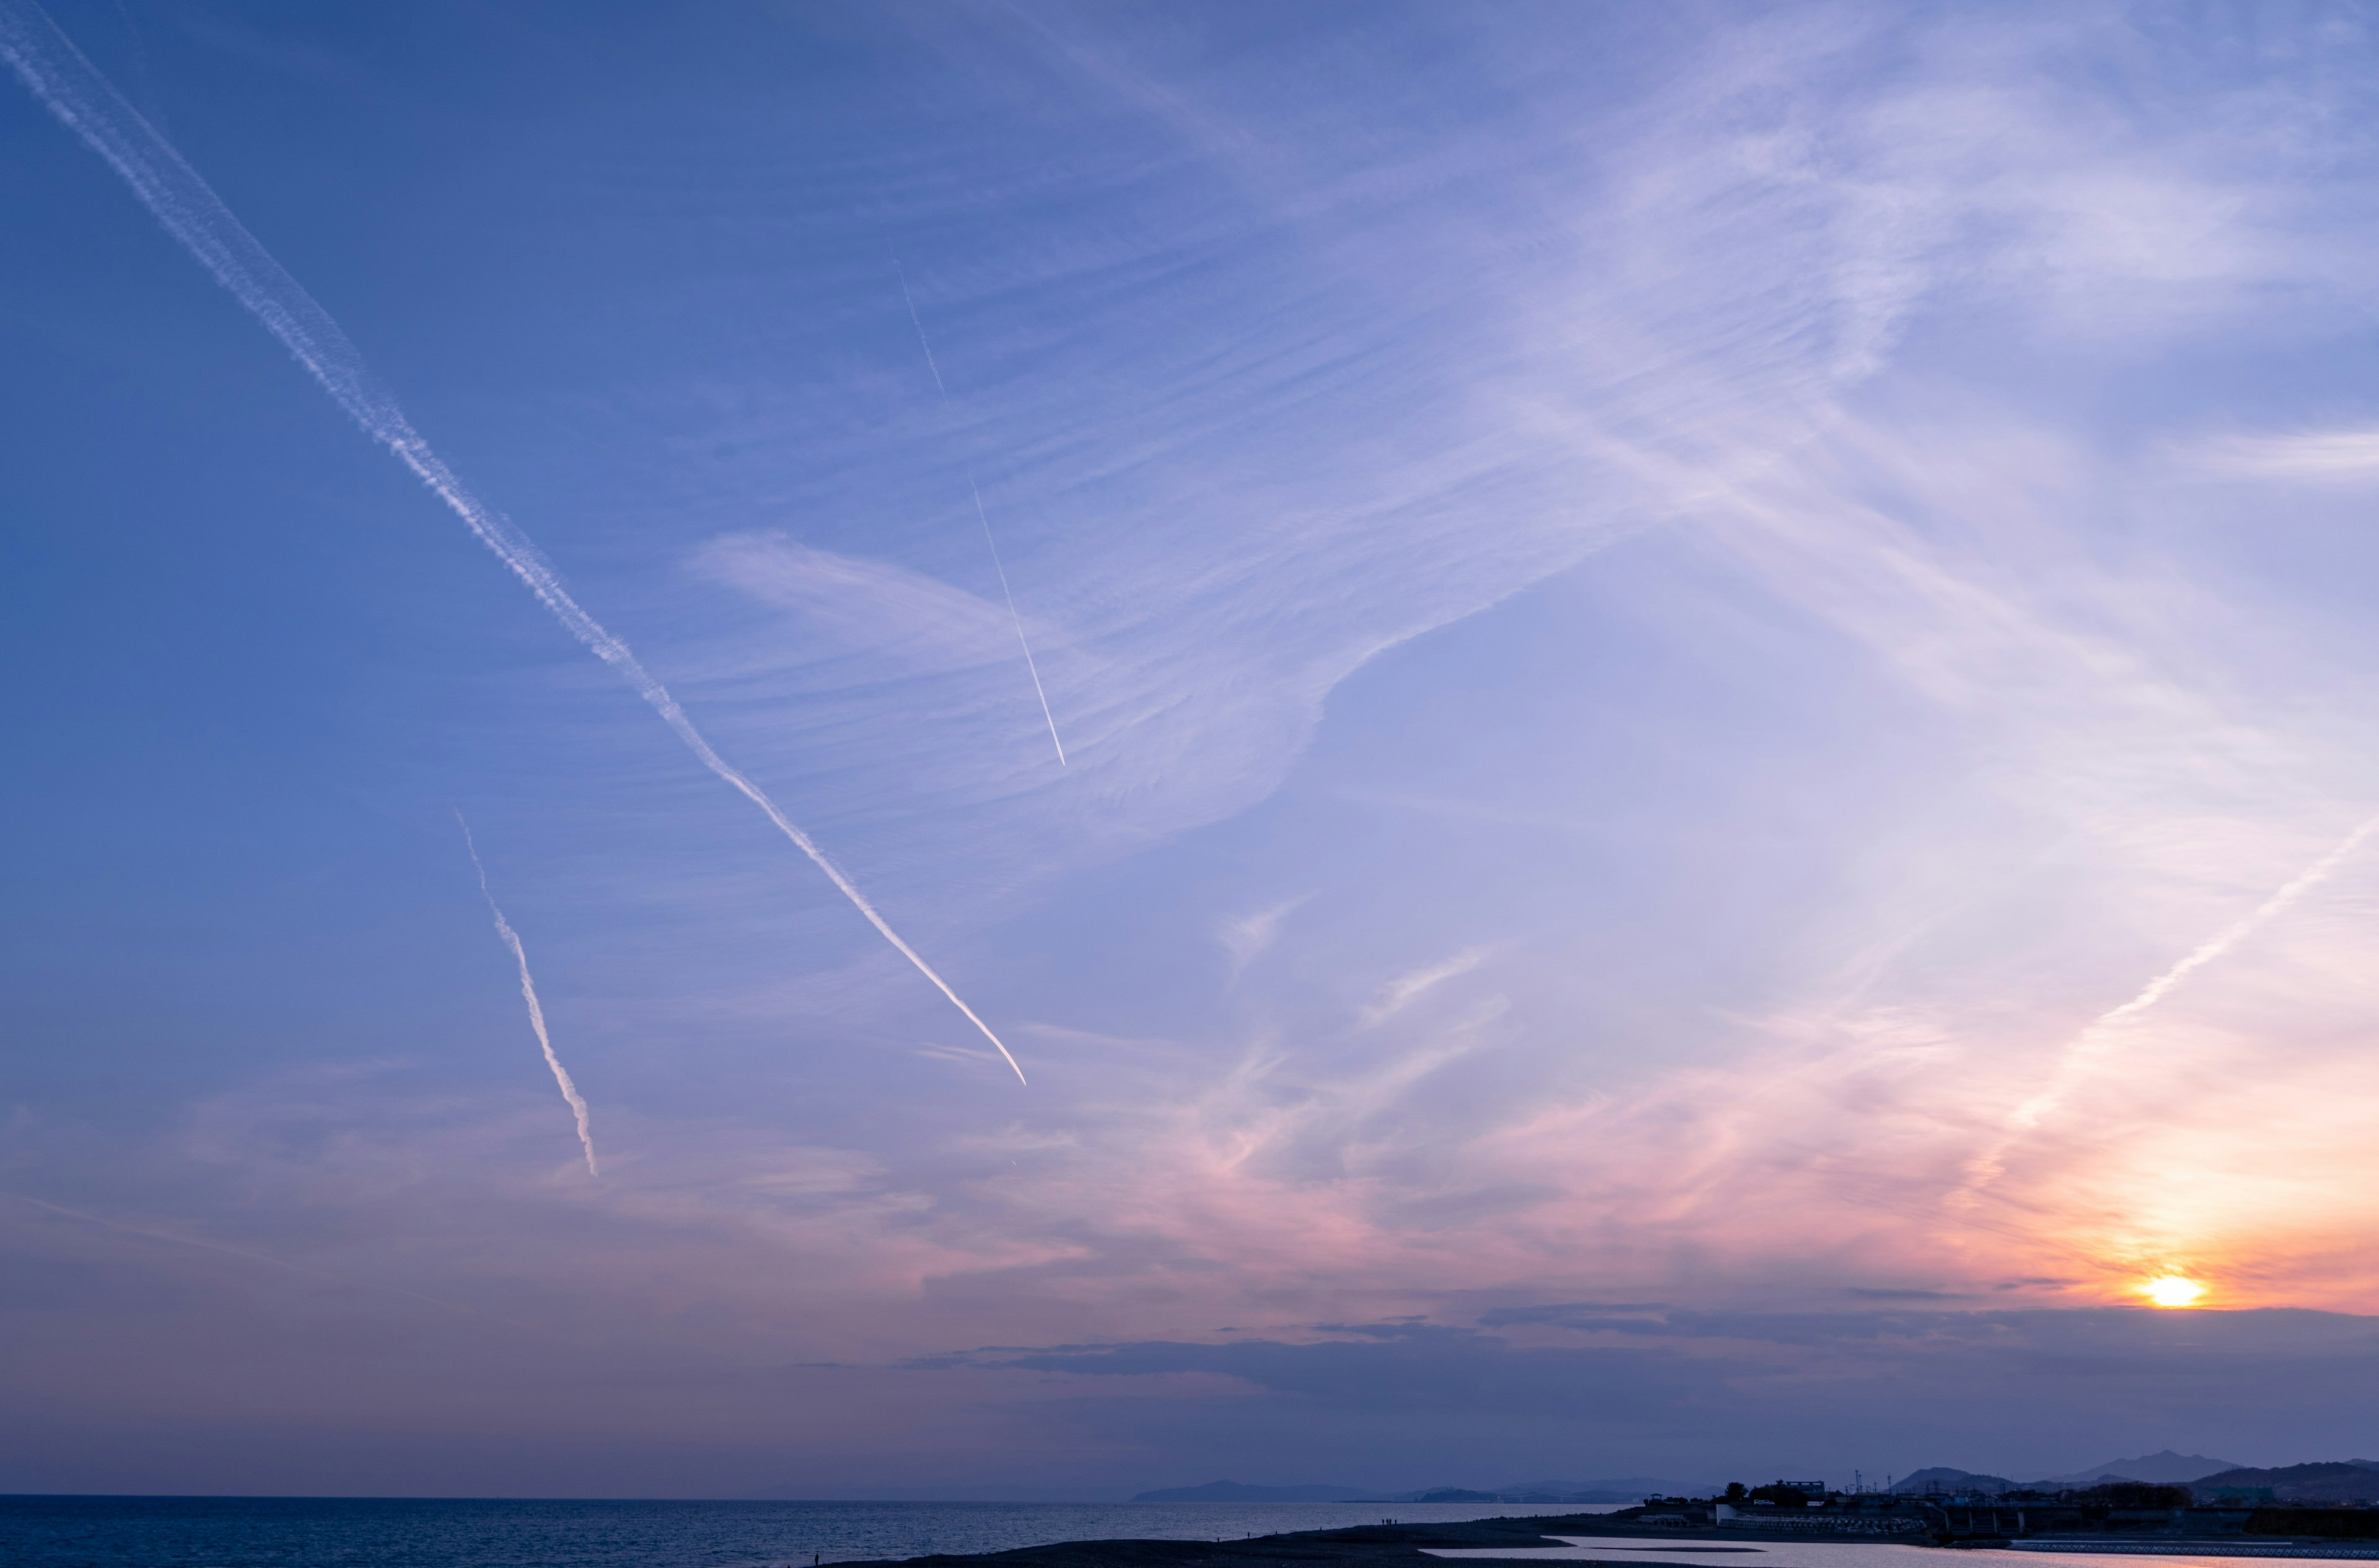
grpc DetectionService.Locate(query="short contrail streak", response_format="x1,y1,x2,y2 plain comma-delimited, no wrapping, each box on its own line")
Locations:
0,0,1028,1087
893,258,1067,767
1957,813,2379,1202
458,815,599,1176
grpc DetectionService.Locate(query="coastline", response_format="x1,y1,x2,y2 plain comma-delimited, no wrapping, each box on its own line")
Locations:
859,1513,2379,1568
864,1512,1639,1568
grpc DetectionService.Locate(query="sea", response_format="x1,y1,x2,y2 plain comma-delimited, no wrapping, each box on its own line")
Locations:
15,1503,2378,1568
0,1496,1616,1568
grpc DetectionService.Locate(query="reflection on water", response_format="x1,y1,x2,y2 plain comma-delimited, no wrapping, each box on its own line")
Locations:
1426,1536,2379,1567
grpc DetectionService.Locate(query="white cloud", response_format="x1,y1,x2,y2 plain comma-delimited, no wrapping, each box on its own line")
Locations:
1357,949,1489,1028
1216,894,1309,978
2193,429,2379,480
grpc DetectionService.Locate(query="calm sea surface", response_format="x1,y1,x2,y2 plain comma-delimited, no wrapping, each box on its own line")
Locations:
18,1504,2365,1568
0,1497,1615,1568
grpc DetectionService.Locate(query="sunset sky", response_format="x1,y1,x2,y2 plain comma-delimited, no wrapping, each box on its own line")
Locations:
8,0,2379,1499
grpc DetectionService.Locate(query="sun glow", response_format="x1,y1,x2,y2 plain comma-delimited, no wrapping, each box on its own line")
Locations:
2141,1274,2207,1308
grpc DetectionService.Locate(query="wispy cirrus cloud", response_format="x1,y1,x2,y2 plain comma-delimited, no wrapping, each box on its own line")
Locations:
2194,428,2379,480
0,0,1030,1087
1357,949,1488,1028
19,0,2379,1494
368,0,2379,1323
1217,894,1309,979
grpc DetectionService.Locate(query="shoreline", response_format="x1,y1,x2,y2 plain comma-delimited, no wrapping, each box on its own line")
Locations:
854,1515,2379,1568
856,1513,1873,1568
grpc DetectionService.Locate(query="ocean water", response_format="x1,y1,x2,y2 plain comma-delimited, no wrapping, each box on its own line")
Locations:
0,1496,1618,1568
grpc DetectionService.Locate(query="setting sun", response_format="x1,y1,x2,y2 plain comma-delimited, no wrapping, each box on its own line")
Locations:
2141,1275,2209,1308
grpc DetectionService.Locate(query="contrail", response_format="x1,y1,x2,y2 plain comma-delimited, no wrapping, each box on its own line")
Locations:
1957,813,2379,1202
0,0,1028,1088
892,257,1067,768
457,814,599,1177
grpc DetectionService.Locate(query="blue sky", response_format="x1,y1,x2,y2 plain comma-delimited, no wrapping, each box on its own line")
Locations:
9,0,2379,1499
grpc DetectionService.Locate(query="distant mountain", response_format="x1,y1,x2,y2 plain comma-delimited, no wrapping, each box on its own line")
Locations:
1380,1479,1694,1503
1890,1454,2247,1495
1130,1481,1382,1502
1131,1476,1693,1505
1398,1489,1504,1503
2188,1463,2379,1503
1492,1477,1702,1502
1893,1468,2021,1496
2038,1452,2244,1486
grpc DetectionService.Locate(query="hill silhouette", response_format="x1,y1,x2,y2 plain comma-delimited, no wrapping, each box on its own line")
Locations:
1130,1482,1379,1503
2191,1462,2379,1502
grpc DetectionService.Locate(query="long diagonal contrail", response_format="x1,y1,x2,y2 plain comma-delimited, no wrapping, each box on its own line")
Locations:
893,258,1067,767
0,0,1028,1087
1955,813,2379,1204
457,815,600,1176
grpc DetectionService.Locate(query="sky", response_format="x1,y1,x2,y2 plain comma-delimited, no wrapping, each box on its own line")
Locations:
6,0,2379,1500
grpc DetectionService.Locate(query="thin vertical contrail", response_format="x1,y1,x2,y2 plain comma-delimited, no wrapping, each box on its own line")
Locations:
1956,813,2379,1202
0,0,1028,1087
457,815,599,1177
893,258,1067,767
